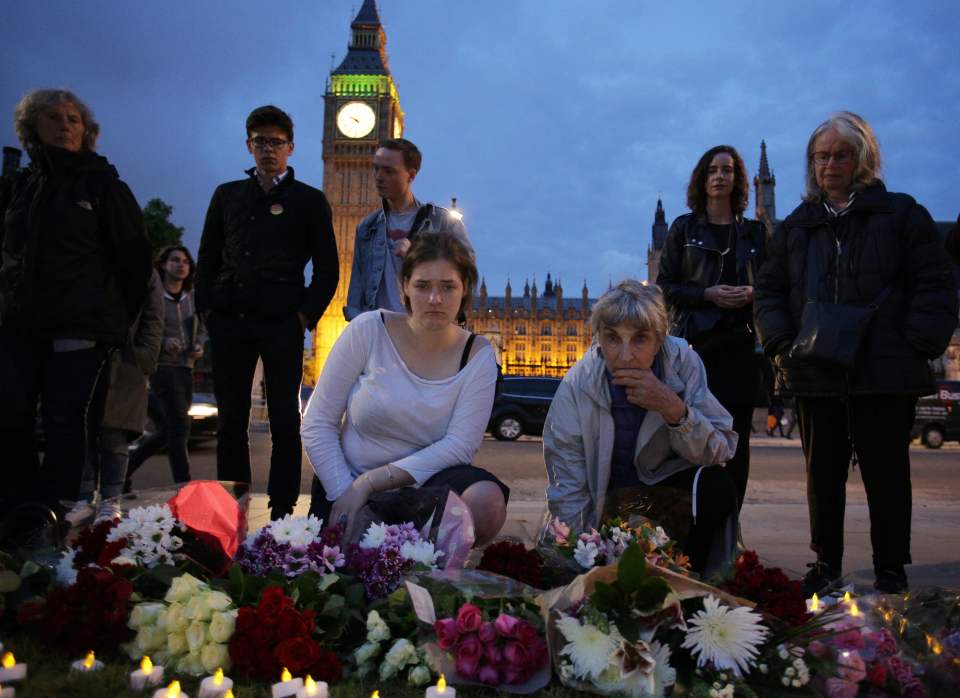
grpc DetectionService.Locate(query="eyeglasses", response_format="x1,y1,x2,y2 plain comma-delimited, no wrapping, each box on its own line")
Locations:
813,150,854,165
249,137,290,151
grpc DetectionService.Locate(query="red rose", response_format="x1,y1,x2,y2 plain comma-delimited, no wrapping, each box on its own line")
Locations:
478,621,497,643
307,649,343,684
456,603,483,634
515,620,539,646
257,586,294,623
434,618,459,650
866,662,887,687
275,636,321,675
455,634,483,662
229,636,259,672
276,607,310,637
478,662,500,686
484,640,502,663
455,653,479,679
503,640,529,666
494,613,519,638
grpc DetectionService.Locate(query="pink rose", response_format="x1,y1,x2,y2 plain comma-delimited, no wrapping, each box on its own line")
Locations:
455,653,479,679
808,640,832,659
478,662,500,686
456,603,483,634
548,518,570,543
834,629,866,651
515,620,539,646
484,641,502,663
501,664,527,685
503,640,529,666
434,618,459,650
455,634,483,662
494,613,520,638
836,650,866,684
824,678,860,698
478,621,497,643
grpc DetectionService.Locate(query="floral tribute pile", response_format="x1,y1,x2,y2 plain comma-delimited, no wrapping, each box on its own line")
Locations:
0,481,956,697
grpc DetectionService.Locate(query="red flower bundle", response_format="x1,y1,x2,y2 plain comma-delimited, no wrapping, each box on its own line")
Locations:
433,602,549,687
228,586,342,683
71,518,127,569
721,550,810,627
17,567,134,655
477,541,545,589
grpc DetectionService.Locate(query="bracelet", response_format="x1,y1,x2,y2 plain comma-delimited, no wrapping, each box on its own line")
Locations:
385,464,396,489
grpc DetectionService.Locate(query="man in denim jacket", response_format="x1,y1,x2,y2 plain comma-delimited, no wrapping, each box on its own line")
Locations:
343,138,472,320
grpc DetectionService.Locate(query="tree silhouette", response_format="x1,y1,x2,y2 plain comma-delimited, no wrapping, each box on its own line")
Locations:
143,197,184,252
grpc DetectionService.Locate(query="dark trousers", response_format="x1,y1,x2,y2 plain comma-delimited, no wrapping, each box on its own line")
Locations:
127,365,193,483
0,330,106,508
208,312,304,515
795,395,916,573
723,404,754,511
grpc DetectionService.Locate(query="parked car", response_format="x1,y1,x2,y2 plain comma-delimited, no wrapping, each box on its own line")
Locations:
912,380,960,448
487,376,562,441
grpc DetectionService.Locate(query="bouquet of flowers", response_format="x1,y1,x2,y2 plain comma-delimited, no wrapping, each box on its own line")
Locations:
720,550,810,627
353,609,433,686
477,541,545,589
55,518,126,585
124,572,237,676
106,504,185,567
348,521,442,600
228,585,342,683
17,566,134,655
235,514,344,579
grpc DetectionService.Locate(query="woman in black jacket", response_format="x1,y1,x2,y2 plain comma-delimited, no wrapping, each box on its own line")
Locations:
0,89,152,518
657,145,766,512
754,111,958,595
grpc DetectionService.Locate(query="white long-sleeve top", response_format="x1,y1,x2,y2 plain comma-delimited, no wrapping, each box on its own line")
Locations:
301,310,498,501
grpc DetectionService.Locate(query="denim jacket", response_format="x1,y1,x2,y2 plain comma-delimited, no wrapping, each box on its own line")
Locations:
343,199,473,320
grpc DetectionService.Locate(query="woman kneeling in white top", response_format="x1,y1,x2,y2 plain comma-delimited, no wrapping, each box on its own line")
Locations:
302,232,507,544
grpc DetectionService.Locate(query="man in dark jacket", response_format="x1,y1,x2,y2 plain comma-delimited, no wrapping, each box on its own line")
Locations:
196,105,338,520
755,112,958,595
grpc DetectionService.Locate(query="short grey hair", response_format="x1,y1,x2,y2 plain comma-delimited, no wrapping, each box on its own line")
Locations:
590,279,668,343
13,89,100,155
803,110,882,202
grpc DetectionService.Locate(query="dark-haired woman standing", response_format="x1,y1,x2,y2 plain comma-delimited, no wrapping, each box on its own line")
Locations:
657,145,766,511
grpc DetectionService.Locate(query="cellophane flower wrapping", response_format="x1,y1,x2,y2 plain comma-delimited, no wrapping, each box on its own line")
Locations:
166,480,249,567
406,569,552,694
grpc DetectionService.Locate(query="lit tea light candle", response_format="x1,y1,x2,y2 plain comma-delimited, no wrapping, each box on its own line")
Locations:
371,692,380,698
199,667,234,698
806,593,820,613
849,601,861,617
223,691,234,698
842,591,852,604
71,650,104,673
0,683,13,698
271,667,303,698
0,653,26,683
295,674,329,698
131,655,165,690
426,673,455,697
153,680,189,698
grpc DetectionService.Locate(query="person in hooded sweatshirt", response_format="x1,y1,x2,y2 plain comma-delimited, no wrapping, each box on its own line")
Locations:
0,88,152,522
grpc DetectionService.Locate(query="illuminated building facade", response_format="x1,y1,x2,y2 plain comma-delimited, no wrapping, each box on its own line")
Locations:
466,274,598,377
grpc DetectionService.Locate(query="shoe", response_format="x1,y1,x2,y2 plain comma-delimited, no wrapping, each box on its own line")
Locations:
801,561,842,598
874,568,908,594
95,501,123,523
64,500,96,527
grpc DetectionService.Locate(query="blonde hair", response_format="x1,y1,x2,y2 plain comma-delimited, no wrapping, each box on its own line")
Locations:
13,89,100,155
590,280,668,344
803,111,882,201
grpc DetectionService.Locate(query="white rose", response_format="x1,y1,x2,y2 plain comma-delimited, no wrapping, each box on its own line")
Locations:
165,602,189,632
200,643,231,673
129,602,166,630
135,625,167,654
366,610,391,642
385,639,416,668
408,664,431,686
186,619,210,651
167,631,188,656
166,573,204,603
379,658,398,681
185,595,212,622
177,649,206,676
209,610,237,644
354,641,381,665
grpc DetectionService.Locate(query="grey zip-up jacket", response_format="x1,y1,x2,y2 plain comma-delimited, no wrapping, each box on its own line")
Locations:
343,200,473,321
543,335,737,531
158,288,207,368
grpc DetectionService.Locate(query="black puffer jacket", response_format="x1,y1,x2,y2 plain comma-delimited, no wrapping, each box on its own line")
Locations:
0,146,152,342
754,182,958,397
196,168,339,326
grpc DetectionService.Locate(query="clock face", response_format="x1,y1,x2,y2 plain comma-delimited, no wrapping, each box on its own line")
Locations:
393,115,402,139
336,101,376,139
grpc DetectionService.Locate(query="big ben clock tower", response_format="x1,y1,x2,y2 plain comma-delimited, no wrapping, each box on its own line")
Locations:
309,0,404,382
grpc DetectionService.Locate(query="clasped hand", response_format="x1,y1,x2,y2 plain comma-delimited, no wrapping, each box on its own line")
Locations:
704,284,753,308
611,368,686,424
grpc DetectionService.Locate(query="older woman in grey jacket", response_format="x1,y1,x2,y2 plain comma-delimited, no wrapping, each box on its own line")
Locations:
544,280,739,574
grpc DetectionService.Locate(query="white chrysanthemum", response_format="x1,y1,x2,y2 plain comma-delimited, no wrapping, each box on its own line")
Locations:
359,522,389,549
653,526,670,548
399,540,442,568
55,548,78,586
573,539,600,568
557,615,619,680
637,640,677,698
681,595,769,677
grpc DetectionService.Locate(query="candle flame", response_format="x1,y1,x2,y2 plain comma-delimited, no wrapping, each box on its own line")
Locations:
809,593,820,611
1,652,14,669
438,674,447,691
214,667,224,685
371,692,380,698
141,656,153,674
849,601,861,617
927,634,943,655
83,651,95,669
304,674,317,695
280,667,292,682
224,691,234,698
843,591,852,603
166,680,181,698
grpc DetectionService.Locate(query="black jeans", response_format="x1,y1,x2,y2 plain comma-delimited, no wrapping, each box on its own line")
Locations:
208,312,304,515
723,403,754,511
795,395,917,573
0,330,107,508
127,365,193,483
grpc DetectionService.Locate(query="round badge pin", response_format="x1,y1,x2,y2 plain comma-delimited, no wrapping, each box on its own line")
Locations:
270,203,284,216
